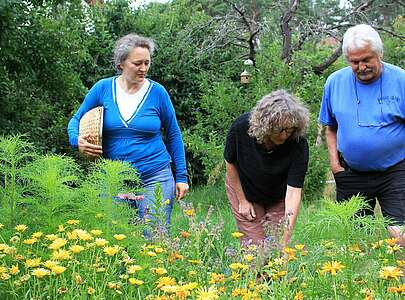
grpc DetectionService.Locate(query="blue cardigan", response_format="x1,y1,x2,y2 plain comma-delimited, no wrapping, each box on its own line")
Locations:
68,77,188,183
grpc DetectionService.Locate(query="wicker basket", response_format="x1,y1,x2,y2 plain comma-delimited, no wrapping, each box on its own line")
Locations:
79,106,104,146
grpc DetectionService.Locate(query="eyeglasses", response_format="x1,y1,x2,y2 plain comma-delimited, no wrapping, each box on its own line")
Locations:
273,127,297,135
354,74,386,127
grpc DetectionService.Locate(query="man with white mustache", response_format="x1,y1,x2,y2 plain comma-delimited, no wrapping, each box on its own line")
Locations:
319,24,405,246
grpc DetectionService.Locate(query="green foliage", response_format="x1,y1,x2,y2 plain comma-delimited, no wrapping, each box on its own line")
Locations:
0,184,403,299
303,144,329,202
0,135,35,226
1,0,403,188
297,195,388,244
0,135,143,236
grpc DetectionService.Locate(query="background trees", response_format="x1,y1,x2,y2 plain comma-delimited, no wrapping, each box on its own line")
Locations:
1,0,404,199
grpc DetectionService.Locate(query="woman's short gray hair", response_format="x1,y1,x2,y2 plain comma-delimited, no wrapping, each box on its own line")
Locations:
113,33,155,74
342,24,383,58
248,89,309,144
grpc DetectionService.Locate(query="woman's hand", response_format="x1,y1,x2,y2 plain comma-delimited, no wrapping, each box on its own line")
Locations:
176,182,189,200
238,200,256,221
78,134,103,158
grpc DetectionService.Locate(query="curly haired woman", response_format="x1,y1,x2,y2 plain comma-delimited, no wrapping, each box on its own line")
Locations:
224,90,309,246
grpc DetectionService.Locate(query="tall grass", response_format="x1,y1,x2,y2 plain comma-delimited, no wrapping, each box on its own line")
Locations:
0,136,404,299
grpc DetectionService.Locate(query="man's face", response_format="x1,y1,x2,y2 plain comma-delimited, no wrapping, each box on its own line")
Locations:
347,45,382,84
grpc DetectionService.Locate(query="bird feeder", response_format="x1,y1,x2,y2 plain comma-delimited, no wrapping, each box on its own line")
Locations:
240,70,251,84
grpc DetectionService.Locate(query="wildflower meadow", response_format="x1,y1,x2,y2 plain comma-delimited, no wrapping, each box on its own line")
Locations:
0,135,404,299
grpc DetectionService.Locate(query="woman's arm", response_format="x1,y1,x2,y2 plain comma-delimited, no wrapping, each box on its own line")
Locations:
283,185,302,245
158,86,188,199
226,161,256,220
67,79,105,150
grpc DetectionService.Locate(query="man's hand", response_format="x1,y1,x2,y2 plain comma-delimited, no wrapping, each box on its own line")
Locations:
331,164,345,174
238,200,256,221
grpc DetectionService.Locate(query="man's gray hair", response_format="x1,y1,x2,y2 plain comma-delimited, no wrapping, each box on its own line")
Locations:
342,24,383,58
113,33,155,74
248,90,309,144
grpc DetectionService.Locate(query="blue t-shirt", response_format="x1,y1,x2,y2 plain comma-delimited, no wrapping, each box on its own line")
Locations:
68,77,188,183
319,62,405,171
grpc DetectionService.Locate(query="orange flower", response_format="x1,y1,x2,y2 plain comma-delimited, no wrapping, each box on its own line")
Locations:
180,231,190,238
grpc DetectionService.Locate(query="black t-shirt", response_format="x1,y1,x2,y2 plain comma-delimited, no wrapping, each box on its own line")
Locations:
224,113,309,204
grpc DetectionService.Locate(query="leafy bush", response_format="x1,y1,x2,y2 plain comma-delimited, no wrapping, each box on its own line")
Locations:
0,135,142,232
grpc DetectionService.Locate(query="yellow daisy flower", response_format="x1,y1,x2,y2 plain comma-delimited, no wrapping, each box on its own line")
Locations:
147,251,157,257
129,278,144,286
397,260,405,267
52,249,72,261
95,213,104,219
51,265,66,275
182,282,198,291
66,219,80,225
157,276,176,288
319,261,345,276
25,258,42,268
379,266,404,280
184,209,195,216
43,260,59,269
195,286,219,300
231,232,244,238
90,229,103,236
152,267,168,276
103,246,120,256
0,243,8,252
114,234,127,241
244,254,254,262
45,234,58,241
74,229,92,241
272,270,288,280
208,273,225,284
31,268,50,278
70,245,85,254
229,262,248,271
9,265,19,275
95,238,109,247
155,247,164,253
294,291,304,300
23,238,37,245
15,224,27,232
32,232,43,239
127,265,143,274
385,238,398,246
48,238,68,250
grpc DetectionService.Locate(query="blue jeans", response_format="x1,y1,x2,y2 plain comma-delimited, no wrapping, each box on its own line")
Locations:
115,165,175,227
139,165,175,226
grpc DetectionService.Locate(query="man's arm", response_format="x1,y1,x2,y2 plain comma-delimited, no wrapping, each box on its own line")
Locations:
325,125,345,174
225,161,256,221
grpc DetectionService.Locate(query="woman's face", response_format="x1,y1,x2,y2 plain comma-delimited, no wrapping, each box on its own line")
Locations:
267,127,296,145
119,47,151,84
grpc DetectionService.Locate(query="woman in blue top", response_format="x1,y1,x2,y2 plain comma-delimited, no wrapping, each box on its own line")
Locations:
68,33,189,227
